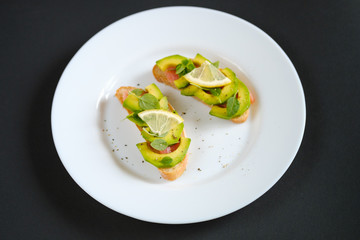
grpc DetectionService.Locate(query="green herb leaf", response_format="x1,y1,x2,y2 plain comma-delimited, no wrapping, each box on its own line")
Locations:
131,89,144,96
151,139,169,151
176,59,196,77
181,59,189,65
161,156,173,165
209,88,221,96
176,64,185,74
139,93,160,110
226,93,240,117
186,63,195,72
212,61,220,68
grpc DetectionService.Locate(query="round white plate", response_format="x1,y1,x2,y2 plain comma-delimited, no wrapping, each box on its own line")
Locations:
51,6,305,224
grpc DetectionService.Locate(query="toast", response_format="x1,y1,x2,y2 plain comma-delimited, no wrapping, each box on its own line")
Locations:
115,86,189,181
152,54,253,123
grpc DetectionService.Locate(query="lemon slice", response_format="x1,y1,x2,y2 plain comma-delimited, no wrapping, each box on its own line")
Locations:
184,61,232,88
138,109,184,136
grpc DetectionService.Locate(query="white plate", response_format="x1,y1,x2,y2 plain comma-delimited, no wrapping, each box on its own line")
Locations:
51,6,305,224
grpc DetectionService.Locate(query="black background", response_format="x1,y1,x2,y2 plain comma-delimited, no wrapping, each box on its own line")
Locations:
1,0,359,239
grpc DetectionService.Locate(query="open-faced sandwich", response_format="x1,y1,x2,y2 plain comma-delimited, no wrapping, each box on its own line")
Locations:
115,83,191,181
152,54,255,123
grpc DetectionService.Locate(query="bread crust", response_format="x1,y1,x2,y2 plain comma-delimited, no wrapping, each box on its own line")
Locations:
152,65,250,123
115,86,188,181
152,65,177,89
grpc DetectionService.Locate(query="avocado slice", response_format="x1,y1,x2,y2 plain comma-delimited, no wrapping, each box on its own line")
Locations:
123,84,164,112
174,76,190,89
126,113,147,127
145,83,163,100
192,53,211,66
123,94,141,112
193,71,238,105
136,137,191,168
159,96,169,110
156,55,188,71
209,78,251,119
180,68,238,104
141,122,184,145
180,84,198,96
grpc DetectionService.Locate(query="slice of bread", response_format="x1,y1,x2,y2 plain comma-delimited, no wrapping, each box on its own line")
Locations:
115,86,188,181
152,65,250,123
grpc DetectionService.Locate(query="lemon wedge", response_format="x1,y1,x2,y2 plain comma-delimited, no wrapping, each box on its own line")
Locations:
184,61,231,88
138,109,184,136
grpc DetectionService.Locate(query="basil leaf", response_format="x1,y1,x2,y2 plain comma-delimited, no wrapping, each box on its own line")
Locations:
139,93,160,110
176,60,196,77
131,89,144,96
161,156,173,165
176,64,185,74
226,93,240,117
186,63,195,72
209,88,221,96
212,61,220,68
151,139,169,151
181,59,189,65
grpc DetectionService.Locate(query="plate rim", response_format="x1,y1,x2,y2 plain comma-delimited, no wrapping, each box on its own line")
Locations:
51,6,306,224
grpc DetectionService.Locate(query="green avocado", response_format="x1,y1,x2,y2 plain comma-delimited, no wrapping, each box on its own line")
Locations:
141,122,184,145
145,83,163,100
180,84,198,96
179,68,238,105
209,78,251,119
159,96,169,110
174,76,189,89
136,137,191,168
156,55,188,71
123,83,164,112
192,53,211,66
123,94,141,112
126,113,147,127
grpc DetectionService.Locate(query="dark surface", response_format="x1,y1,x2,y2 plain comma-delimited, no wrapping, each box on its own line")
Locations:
1,0,359,239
